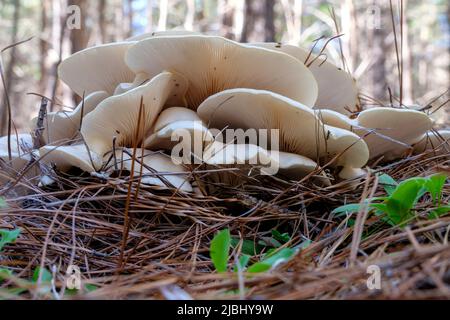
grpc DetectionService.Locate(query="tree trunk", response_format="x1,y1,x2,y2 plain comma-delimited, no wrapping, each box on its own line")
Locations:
371,4,388,102
145,0,153,32
184,0,195,31
402,0,414,104
0,0,20,135
240,0,275,42
218,0,235,39
98,0,107,43
158,0,168,31
39,0,51,95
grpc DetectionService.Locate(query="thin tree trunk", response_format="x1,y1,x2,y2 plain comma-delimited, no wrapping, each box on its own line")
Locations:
184,0,195,31
39,0,51,95
371,4,388,102
402,0,414,104
218,0,235,39
68,0,89,54
145,0,153,32
341,0,358,72
1,0,20,135
158,0,168,31
264,0,275,42
98,0,107,43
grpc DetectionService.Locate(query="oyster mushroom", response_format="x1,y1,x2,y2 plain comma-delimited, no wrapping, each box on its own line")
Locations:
125,35,318,109
80,72,176,156
249,42,359,115
144,107,214,161
127,30,200,41
39,144,102,173
413,130,450,156
105,148,193,192
197,88,369,178
319,108,433,161
58,42,136,97
32,91,109,145
0,133,36,183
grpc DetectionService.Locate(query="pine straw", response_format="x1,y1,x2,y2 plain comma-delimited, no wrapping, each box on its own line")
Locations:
0,149,449,300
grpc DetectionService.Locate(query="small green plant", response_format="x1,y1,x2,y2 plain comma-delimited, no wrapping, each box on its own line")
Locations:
333,173,449,227
0,197,6,208
0,228,20,252
209,229,300,274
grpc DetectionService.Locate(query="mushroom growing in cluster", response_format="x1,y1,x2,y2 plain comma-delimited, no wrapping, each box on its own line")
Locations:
1,30,447,194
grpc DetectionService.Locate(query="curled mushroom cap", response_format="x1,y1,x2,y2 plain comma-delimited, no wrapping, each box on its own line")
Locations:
33,91,109,145
319,107,433,161
80,72,175,156
39,144,102,173
0,134,34,182
106,148,193,192
58,42,135,96
198,89,368,179
152,107,204,132
413,130,450,155
249,42,359,114
203,141,324,182
125,35,318,109
113,73,149,95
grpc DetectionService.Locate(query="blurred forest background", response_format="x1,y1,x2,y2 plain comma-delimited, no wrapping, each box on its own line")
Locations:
0,0,449,135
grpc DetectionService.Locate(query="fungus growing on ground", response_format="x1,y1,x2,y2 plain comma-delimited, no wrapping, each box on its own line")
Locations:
58,42,136,96
80,72,175,156
39,144,103,173
249,42,360,115
125,35,318,109
0,134,36,184
33,91,109,144
197,88,369,179
319,108,433,161
104,148,193,192
413,130,450,155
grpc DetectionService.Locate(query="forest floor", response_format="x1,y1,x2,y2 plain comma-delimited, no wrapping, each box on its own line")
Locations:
0,148,449,300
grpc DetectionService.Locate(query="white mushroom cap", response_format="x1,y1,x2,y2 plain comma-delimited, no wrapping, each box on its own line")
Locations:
249,42,360,115
58,42,135,96
413,130,450,155
33,91,109,145
126,30,200,41
125,35,318,109
318,107,434,161
113,72,149,95
39,144,102,173
0,133,35,183
152,107,202,132
198,88,369,178
356,108,433,160
80,72,175,156
106,148,193,192
203,141,323,180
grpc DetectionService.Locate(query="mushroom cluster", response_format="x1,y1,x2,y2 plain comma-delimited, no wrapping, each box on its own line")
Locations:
1,31,448,193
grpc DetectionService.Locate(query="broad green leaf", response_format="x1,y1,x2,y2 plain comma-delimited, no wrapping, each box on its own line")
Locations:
332,204,362,216
0,228,20,251
231,238,264,256
210,229,231,273
428,206,450,220
247,248,296,273
233,255,251,272
32,267,52,283
424,174,447,205
384,178,427,225
378,173,398,195
271,230,290,243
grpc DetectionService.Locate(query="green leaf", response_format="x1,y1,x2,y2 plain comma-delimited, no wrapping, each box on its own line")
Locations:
0,228,20,251
428,206,450,220
0,268,13,282
424,174,447,205
332,204,362,216
233,255,251,272
384,178,427,226
231,238,264,256
32,267,52,283
271,230,290,243
210,229,231,273
378,173,398,195
247,248,296,273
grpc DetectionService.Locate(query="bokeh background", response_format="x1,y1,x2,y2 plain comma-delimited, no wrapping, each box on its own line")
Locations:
0,0,449,135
